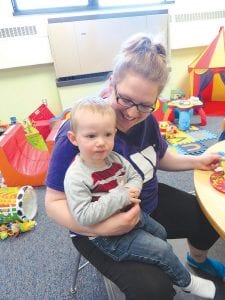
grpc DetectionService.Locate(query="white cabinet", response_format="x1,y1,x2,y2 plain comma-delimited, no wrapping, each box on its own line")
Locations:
48,10,169,82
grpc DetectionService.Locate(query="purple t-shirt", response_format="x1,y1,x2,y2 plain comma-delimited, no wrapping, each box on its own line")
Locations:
46,114,168,213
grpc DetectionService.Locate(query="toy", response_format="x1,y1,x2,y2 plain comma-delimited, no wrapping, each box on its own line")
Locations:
163,96,206,131
170,89,185,101
159,121,179,139
0,122,9,136
23,120,48,151
210,169,225,194
159,121,171,136
10,117,17,125
0,124,50,186
0,186,37,224
28,102,55,140
210,152,225,193
0,220,37,240
189,26,225,116
165,124,178,139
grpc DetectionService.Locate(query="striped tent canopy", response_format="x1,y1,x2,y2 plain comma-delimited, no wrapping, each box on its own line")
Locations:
188,26,225,115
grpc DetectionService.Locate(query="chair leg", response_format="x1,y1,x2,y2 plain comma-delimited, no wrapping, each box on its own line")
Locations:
70,251,125,298
71,251,89,294
103,276,126,300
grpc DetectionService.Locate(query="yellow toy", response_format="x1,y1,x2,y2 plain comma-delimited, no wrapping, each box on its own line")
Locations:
0,220,37,240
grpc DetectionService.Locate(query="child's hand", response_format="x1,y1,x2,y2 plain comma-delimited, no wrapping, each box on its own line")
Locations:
129,197,141,204
127,187,140,198
121,198,140,212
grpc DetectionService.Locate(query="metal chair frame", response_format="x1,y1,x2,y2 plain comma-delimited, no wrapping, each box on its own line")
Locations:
70,251,89,294
71,251,125,299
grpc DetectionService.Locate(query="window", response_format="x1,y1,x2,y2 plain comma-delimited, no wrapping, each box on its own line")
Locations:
11,0,174,15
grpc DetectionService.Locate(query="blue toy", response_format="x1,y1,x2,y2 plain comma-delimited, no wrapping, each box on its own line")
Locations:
163,97,206,131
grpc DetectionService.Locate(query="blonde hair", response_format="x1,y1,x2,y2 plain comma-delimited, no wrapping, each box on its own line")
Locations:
70,96,116,132
112,33,168,94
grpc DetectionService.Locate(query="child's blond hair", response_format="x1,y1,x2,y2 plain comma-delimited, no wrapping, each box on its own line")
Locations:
70,96,116,132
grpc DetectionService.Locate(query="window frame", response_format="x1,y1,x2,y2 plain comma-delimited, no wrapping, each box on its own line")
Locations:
11,0,174,16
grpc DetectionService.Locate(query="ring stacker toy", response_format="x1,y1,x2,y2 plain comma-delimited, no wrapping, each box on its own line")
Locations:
0,185,37,223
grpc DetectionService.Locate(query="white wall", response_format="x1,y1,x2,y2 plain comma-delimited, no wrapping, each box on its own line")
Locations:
0,0,224,119
170,0,225,49
1,0,225,70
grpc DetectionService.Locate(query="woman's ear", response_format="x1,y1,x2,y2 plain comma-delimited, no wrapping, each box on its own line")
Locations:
67,130,78,146
108,74,114,93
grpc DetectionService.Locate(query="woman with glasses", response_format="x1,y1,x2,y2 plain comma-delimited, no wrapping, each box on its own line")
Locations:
45,33,224,299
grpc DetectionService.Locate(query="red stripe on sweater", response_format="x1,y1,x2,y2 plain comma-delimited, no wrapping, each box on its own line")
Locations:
91,162,125,193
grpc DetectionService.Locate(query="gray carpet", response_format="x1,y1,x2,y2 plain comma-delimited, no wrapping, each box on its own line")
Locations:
1,116,225,300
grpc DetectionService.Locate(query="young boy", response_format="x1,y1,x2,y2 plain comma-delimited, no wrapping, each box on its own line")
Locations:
64,96,216,299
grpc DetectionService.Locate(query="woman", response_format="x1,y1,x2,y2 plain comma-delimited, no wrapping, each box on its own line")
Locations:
45,33,224,299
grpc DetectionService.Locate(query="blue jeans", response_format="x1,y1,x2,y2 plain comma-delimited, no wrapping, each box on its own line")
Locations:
92,211,191,287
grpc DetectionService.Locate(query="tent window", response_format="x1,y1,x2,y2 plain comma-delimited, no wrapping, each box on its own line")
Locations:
12,0,174,15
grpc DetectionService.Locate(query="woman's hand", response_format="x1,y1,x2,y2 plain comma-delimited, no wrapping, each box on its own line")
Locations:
94,202,141,236
194,152,222,170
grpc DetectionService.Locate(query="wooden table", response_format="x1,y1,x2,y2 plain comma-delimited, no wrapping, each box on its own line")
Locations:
194,140,225,239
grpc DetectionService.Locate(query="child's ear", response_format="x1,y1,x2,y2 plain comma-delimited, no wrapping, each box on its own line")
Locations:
67,130,78,146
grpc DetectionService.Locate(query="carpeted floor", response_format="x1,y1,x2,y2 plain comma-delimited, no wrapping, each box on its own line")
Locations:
1,116,225,300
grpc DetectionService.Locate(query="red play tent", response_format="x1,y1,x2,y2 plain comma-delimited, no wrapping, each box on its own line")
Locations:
188,26,225,115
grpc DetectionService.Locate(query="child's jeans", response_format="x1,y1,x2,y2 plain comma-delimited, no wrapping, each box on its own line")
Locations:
91,211,191,287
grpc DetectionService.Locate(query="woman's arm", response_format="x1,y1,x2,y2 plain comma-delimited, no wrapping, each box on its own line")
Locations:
45,187,140,236
159,149,222,171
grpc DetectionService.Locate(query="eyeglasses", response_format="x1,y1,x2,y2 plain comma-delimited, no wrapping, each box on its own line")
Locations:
114,85,156,113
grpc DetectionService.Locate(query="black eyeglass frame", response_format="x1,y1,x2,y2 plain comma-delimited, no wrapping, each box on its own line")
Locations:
114,85,156,113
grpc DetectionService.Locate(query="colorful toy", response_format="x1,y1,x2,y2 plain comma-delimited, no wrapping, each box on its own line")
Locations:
159,121,171,136
0,186,37,224
188,130,217,142
159,121,179,139
177,142,208,156
0,122,9,136
210,169,225,194
163,96,206,131
0,124,50,186
170,89,185,101
24,120,48,151
0,186,37,240
10,117,17,125
209,152,225,193
188,26,225,116
165,124,178,139
28,102,55,140
152,99,169,121
49,108,71,124
0,220,37,240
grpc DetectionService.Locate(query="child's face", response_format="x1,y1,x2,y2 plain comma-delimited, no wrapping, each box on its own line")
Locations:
72,111,116,167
